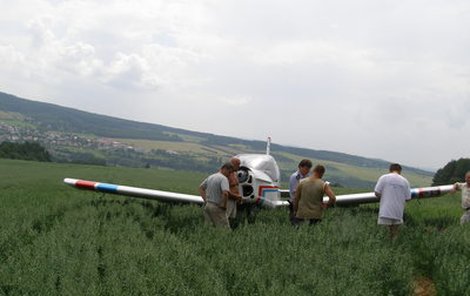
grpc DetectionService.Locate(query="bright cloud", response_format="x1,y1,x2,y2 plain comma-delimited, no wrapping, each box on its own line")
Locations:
0,0,469,169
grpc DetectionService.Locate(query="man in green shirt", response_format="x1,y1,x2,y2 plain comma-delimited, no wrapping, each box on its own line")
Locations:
294,164,336,225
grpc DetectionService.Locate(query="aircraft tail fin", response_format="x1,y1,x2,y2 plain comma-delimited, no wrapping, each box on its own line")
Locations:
266,136,271,155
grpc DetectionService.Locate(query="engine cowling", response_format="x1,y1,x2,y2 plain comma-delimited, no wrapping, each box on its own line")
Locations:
236,154,281,207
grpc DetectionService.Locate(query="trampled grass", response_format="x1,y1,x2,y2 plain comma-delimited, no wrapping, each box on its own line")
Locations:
0,159,468,295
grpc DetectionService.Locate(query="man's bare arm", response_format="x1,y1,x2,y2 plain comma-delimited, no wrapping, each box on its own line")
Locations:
199,186,206,201
324,184,336,207
228,190,242,201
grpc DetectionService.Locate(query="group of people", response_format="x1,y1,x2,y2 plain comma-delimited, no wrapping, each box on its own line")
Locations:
198,158,241,230
199,156,470,237
366,164,470,238
198,157,258,230
372,165,470,238
288,159,336,226
289,160,413,238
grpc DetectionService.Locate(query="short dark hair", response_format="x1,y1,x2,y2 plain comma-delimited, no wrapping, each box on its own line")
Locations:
313,164,325,178
221,162,235,172
298,159,313,169
389,163,402,173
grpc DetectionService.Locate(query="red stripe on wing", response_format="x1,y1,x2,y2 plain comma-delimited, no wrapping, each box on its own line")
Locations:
75,180,97,190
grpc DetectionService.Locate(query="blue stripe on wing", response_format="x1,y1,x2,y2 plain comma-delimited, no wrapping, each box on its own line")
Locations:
96,183,119,193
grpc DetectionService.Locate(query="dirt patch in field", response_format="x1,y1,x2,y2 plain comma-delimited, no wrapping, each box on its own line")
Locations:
412,276,437,296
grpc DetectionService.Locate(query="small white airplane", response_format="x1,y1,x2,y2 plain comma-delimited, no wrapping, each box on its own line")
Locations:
64,138,454,208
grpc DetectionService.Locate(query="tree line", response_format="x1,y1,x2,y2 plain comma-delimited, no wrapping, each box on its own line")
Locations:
0,141,51,162
432,158,470,185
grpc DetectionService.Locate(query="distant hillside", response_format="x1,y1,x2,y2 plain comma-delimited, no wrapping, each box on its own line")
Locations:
0,92,185,141
0,91,434,188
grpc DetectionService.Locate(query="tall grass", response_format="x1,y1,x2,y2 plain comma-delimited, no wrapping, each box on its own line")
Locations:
0,159,468,295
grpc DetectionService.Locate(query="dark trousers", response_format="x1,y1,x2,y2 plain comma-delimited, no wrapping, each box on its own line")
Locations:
288,202,296,225
230,203,259,229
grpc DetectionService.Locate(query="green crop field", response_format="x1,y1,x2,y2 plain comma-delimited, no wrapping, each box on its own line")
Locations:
1,159,469,295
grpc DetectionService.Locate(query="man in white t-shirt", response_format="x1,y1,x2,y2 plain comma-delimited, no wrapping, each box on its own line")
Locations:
453,171,470,225
374,163,411,239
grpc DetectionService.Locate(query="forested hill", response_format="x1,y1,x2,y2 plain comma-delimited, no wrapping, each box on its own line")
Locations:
0,92,186,141
0,91,433,187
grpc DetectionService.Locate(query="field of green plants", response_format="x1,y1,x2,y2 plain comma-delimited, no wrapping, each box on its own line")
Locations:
1,159,470,295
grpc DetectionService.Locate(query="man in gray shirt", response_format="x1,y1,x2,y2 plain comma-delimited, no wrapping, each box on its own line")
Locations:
452,171,470,225
199,162,235,229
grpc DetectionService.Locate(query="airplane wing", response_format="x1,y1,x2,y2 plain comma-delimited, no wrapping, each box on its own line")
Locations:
280,184,455,206
64,177,284,207
64,178,454,208
64,178,204,204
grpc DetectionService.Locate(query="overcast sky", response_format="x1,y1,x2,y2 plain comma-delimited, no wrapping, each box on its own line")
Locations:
1,0,469,170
